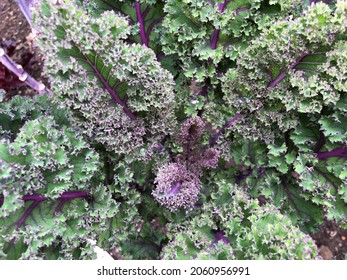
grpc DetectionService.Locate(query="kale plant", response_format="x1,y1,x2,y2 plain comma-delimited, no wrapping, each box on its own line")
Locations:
0,0,346,259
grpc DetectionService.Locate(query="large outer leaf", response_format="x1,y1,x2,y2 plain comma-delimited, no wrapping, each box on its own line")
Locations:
0,185,124,259
32,0,177,158
0,94,142,259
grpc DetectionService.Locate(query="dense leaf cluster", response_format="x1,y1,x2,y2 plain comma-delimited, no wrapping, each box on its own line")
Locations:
0,0,346,259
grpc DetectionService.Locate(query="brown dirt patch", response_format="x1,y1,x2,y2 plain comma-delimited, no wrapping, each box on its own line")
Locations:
0,0,45,99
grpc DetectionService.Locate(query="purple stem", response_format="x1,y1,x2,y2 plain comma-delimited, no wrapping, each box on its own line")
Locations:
81,52,137,120
59,191,92,200
210,0,230,50
267,53,308,88
135,2,149,47
212,230,230,246
168,182,182,196
18,195,47,229
317,147,347,160
142,6,150,18
0,47,45,92
234,7,250,14
2,191,92,254
54,191,92,214
218,0,230,14
146,14,167,42
210,30,220,50
199,84,208,97
210,113,242,146
0,191,92,229
22,194,47,202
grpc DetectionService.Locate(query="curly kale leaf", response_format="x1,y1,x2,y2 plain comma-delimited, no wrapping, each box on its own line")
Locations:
32,0,177,158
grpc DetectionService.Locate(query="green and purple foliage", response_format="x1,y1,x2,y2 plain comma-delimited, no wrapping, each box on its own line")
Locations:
0,0,346,259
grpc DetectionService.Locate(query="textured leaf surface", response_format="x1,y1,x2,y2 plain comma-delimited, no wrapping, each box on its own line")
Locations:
32,0,177,158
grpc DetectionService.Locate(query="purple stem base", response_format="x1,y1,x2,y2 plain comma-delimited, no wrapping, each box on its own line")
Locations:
135,2,149,47
268,53,308,88
212,230,230,246
317,147,347,160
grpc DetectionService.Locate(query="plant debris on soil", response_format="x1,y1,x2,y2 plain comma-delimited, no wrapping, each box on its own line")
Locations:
312,219,347,260
0,0,347,260
0,0,45,100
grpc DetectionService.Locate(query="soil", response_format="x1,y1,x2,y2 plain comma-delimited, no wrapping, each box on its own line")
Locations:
1,0,347,260
0,0,45,100
312,219,347,260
